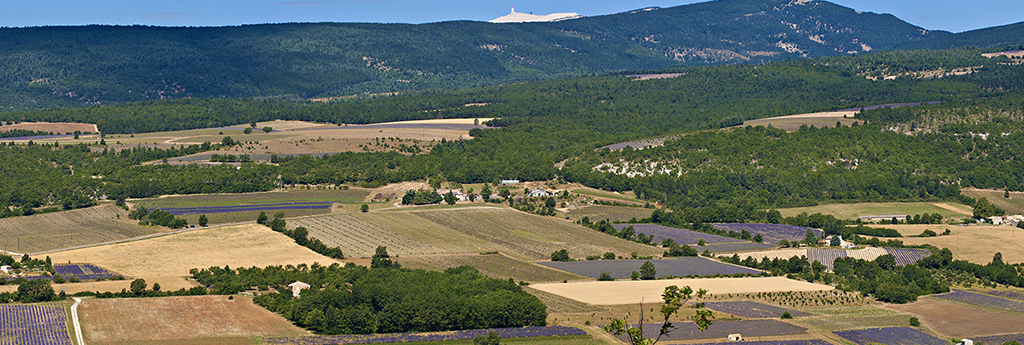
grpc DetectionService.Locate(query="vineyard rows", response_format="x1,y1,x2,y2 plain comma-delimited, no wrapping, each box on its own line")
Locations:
807,249,847,271
289,214,442,258
412,208,660,261
0,303,72,345
398,254,584,283
884,248,930,266
0,205,156,253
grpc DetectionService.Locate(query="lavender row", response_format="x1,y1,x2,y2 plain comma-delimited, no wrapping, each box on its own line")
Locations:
986,290,1024,300
705,301,811,318
156,201,334,211
834,327,946,345
538,257,761,279
934,290,1024,313
808,248,847,271
264,326,585,345
53,264,105,276
612,224,742,245
0,304,73,345
617,320,807,341
972,333,1024,345
884,248,930,266
162,205,331,215
711,223,820,245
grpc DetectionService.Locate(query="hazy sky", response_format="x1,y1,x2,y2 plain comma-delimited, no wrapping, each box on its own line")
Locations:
1,0,1021,33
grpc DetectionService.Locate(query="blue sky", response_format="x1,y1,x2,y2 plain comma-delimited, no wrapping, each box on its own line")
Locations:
1,0,1021,33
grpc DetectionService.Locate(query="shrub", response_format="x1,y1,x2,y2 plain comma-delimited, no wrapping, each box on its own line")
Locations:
598,272,614,281
550,249,571,262
909,317,920,327
473,331,501,345
781,311,792,319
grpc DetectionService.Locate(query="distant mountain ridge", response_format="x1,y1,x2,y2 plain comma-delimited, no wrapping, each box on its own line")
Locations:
0,0,1020,111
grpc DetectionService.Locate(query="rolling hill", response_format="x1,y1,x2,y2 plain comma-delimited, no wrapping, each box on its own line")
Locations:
0,0,994,111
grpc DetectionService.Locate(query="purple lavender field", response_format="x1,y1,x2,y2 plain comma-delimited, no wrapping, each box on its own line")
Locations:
987,290,1024,300
612,224,742,245
701,242,775,253
264,326,585,344
834,327,946,345
617,320,807,341
0,303,73,345
156,202,332,215
705,301,811,318
711,223,820,245
53,264,116,280
538,257,761,279
884,248,930,266
808,248,847,271
934,290,1024,313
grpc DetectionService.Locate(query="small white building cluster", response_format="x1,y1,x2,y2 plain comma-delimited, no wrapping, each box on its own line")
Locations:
986,214,1023,226
818,235,855,249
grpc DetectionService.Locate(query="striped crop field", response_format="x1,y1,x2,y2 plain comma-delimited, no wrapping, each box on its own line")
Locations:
733,247,929,272
292,208,661,260
0,303,72,345
0,204,157,254
398,254,586,283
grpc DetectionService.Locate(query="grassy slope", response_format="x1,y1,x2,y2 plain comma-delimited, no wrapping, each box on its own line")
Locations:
961,188,1024,215
776,202,973,220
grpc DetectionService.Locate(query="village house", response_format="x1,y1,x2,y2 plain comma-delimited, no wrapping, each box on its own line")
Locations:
528,189,552,198
288,281,311,297
0,265,11,274
819,235,855,249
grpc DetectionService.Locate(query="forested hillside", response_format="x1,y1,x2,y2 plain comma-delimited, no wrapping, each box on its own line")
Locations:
0,0,982,111
3,48,1024,215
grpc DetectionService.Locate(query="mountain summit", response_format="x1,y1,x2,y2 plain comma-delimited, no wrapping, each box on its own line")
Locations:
490,7,583,23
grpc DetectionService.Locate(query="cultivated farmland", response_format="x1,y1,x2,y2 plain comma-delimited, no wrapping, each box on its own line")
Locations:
410,208,661,260
961,188,1024,215
43,223,343,291
711,223,819,245
53,264,116,281
701,242,775,253
886,297,1024,338
777,201,972,220
741,110,860,131
566,206,653,222
793,305,913,332
731,247,928,271
870,224,1024,264
0,303,72,345
705,301,811,318
0,204,158,254
531,277,833,305
538,257,761,279
79,295,308,345
398,254,585,283
264,326,586,345
933,290,1024,313
611,224,742,245
834,327,947,345
620,320,809,341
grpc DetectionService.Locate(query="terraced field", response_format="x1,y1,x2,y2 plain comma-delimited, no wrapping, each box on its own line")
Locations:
397,254,586,283
0,204,158,254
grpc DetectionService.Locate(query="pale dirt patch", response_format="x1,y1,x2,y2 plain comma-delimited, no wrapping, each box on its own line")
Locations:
931,203,972,215
731,248,807,261
0,121,98,134
742,111,861,132
885,297,1024,338
43,223,344,291
253,120,332,131
531,277,833,305
79,295,308,344
865,224,1024,264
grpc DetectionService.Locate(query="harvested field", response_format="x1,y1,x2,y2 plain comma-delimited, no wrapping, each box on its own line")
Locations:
742,111,860,132
792,305,912,332
886,297,1024,338
570,187,643,204
686,342,829,345
620,320,808,341
531,277,833,305
538,257,761,279
611,224,742,245
0,121,97,134
961,188,1024,215
136,189,369,208
777,201,972,220
411,208,661,261
42,223,343,291
933,290,1024,313
711,223,820,245
0,204,159,254
731,248,807,261
868,224,1024,264
397,254,586,283
290,212,498,258
265,326,585,345
523,288,603,314
708,290,866,309
565,206,653,222
80,295,307,345
705,301,811,318
834,327,946,345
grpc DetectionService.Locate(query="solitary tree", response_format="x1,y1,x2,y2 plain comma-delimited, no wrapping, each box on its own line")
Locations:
360,204,369,212
256,211,268,225
130,278,147,295
198,214,208,227
640,261,657,280
243,127,253,134
550,249,571,262
262,126,273,133
606,285,714,345
371,246,400,269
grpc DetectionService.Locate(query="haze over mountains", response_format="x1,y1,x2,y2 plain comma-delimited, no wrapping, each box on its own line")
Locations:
0,0,1022,111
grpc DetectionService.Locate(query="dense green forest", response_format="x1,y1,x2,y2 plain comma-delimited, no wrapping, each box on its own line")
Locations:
2,48,1024,214
3,0,1023,110
191,263,547,334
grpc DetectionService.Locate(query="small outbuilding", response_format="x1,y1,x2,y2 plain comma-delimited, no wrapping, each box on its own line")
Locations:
958,339,974,345
528,189,551,198
0,265,11,274
288,281,311,297
728,333,742,341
